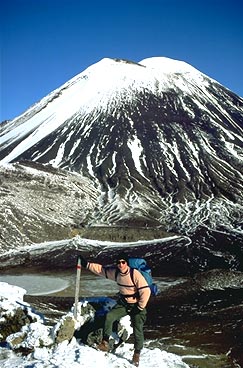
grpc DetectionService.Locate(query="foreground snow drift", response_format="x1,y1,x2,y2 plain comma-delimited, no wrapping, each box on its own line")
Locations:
1,340,190,368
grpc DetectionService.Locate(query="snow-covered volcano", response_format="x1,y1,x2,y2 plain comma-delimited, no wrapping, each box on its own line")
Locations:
0,57,243,233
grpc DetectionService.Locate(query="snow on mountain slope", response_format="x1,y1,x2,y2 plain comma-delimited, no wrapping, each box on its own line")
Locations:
0,162,99,250
1,56,241,163
0,56,243,236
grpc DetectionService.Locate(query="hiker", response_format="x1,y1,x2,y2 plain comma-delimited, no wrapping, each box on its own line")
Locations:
79,252,151,367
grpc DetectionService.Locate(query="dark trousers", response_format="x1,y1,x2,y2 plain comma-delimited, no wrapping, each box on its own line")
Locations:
103,302,147,352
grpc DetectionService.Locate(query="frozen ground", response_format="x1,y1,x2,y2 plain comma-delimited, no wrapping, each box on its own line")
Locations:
0,282,190,368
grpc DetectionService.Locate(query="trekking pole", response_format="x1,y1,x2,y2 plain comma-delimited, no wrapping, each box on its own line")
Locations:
74,256,81,320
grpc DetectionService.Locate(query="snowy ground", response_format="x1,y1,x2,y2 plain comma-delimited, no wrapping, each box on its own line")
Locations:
1,340,190,368
0,282,190,368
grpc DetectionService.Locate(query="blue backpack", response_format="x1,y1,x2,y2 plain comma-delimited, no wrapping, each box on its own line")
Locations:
128,258,159,296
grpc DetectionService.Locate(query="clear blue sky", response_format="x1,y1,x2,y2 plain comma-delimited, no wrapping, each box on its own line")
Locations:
1,0,243,122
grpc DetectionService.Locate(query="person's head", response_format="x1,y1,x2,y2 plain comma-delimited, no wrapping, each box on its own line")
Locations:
116,252,129,272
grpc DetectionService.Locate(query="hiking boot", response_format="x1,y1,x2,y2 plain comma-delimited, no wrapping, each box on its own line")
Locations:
97,340,109,352
132,352,140,366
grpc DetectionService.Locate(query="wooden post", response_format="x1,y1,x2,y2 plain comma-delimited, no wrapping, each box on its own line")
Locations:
74,256,81,320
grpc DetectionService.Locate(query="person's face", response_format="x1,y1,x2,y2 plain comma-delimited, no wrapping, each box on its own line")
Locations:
116,259,128,272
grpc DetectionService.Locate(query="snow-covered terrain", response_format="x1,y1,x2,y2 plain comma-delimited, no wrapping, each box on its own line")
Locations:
1,342,191,368
0,282,190,368
0,162,99,251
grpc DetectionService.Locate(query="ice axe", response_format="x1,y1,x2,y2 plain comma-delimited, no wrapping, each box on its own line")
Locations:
74,256,81,320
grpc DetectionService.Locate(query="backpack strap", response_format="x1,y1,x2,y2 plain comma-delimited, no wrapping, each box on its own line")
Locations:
131,268,151,291
130,268,135,286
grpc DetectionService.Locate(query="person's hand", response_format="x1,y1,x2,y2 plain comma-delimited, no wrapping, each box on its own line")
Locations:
77,255,88,268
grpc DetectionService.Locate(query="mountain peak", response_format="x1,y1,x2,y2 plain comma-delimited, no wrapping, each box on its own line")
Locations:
99,56,200,75
140,56,200,74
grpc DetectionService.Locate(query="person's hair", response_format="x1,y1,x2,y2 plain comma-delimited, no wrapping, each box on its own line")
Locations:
116,252,129,264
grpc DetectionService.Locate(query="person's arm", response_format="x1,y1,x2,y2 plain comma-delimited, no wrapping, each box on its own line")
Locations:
87,262,106,277
79,255,116,280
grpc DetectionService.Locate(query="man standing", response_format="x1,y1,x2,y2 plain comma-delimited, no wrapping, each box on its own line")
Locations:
79,252,151,367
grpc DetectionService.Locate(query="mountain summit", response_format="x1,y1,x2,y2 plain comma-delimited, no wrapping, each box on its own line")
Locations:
0,57,243,234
